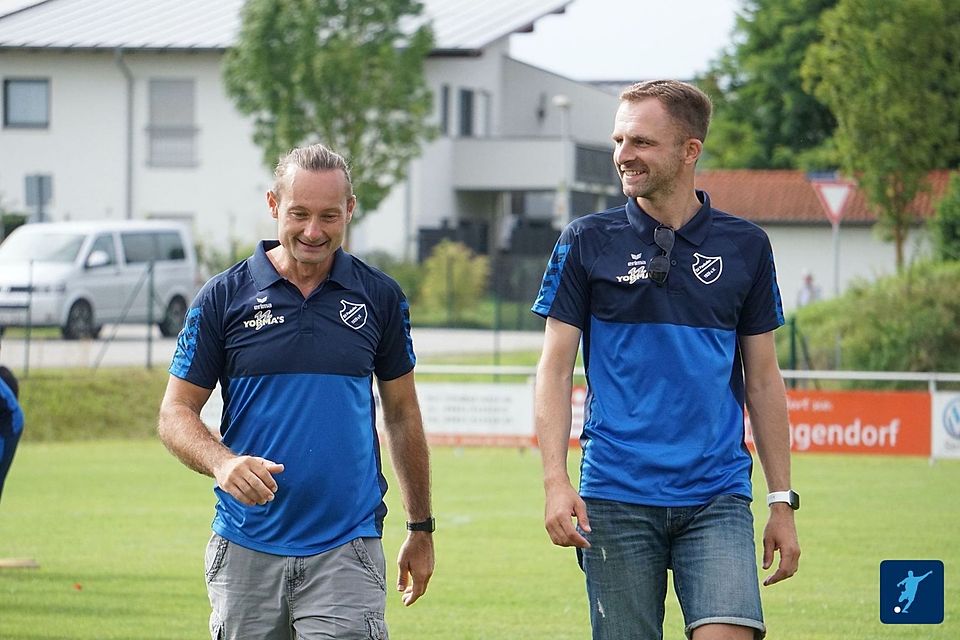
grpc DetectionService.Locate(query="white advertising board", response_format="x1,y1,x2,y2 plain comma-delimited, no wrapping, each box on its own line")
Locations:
932,392,960,459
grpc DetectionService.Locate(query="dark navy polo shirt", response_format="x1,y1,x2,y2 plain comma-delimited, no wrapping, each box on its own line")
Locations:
170,241,415,555
533,191,784,507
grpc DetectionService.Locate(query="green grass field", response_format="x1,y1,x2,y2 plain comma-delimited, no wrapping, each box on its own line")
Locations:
0,442,956,639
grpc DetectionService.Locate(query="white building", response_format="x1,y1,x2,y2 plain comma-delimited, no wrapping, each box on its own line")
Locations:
0,0,621,265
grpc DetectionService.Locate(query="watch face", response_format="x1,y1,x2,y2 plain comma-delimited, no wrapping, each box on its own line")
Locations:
789,491,800,510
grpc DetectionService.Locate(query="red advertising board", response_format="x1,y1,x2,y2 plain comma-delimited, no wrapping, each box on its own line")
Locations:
746,390,931,456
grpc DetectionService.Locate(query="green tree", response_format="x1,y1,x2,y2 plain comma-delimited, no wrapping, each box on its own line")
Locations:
223,0,435,220
802,0,960,270
418,240,489,325
930,172,960,262
698,0,838,170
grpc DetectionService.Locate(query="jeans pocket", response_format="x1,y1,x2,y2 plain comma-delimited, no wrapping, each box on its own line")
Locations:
204,533,229,584
365,611,387,639
351,538,387,592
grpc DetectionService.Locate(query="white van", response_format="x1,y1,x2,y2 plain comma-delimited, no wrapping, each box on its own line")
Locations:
0,220,199,339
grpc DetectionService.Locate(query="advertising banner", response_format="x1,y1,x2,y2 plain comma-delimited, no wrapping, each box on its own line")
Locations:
416,382,535,446
746,390,931,456
932,392,960,459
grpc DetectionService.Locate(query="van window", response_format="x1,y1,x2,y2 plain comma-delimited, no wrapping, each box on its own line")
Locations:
121,231,186,264
89,233,117,266
0,229,84,263
156,231,186,260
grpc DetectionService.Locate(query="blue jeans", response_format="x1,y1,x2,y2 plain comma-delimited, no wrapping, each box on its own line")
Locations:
579,495,765,640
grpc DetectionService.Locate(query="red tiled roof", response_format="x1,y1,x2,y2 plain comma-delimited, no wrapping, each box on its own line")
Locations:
694,169,955,225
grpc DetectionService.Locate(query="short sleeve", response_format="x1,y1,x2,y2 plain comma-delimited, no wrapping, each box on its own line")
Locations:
737,234,785,336
531,224,590,329
168,280,226,388
374,288,416,381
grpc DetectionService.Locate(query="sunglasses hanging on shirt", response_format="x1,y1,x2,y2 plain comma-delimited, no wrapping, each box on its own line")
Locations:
648,225,675,286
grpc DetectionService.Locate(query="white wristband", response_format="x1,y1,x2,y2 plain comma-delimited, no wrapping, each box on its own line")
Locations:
767,491,794,506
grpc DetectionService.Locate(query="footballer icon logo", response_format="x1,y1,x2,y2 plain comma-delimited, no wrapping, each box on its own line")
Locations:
339,299,368,330
692,253,723,285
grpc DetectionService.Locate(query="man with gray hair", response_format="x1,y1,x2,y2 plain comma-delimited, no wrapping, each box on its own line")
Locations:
159,143,434,639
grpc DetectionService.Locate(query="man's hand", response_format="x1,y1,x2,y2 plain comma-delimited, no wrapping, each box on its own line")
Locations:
544,480,591,548
762,504,800,586
212,455,284,506
397,531,434,606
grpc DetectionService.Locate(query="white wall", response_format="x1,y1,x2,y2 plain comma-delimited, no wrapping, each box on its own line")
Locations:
0,51,127,220
500,58,618,145
766,224,930,314
0,49,276,259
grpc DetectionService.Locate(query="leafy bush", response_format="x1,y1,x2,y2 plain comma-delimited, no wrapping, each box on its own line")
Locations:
930,171,960,262
417,240,489,326
361,250,424,303
792,260,960,384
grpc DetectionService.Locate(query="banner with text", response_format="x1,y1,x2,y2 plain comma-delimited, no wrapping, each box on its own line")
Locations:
745,390,931,456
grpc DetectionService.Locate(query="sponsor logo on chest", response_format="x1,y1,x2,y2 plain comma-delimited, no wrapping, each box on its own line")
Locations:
243,295,285,330
616,251,650,284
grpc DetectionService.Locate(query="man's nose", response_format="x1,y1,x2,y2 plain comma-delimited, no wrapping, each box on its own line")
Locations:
303,217,325,240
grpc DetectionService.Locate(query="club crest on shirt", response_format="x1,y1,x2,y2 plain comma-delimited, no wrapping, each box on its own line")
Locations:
692,253,723,285
339,299,368,330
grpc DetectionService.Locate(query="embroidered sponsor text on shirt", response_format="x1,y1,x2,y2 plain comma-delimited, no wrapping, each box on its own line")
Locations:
244,309,285,330
617,253,649,284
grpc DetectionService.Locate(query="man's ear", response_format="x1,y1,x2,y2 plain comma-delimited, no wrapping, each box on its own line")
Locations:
684,138,704,166
345,194,357,223
266,190,280,219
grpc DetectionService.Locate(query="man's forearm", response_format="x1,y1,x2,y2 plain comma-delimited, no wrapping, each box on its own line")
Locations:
385,416,432,520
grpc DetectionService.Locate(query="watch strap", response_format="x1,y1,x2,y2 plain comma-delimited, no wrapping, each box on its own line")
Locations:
406,517,436,532
767,490,800,510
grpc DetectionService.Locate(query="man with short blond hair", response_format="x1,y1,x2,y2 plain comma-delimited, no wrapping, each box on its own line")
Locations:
533,80,800,640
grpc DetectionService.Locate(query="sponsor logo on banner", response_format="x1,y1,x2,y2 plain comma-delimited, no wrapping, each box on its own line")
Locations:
943,396,960,439
745,390,931,456
932,392,960,459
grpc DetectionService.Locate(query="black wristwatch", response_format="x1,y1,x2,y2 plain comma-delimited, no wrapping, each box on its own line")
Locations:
406,517,436,532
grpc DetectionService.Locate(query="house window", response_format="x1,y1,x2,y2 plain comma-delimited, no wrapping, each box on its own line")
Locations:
148,79,198,167
575,145,618,185
458,88,474,137
3,78,49,128
439,85,450,135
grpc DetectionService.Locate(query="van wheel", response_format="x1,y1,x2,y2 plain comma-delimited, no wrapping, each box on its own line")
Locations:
158,297,188,337
62,300,99,340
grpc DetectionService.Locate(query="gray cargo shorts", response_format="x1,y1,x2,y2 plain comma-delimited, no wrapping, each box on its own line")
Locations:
204,533,388,640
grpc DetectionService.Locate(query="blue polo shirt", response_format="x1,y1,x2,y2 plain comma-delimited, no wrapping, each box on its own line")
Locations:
169,241,416,556
0,376,24,501
533,191,784,507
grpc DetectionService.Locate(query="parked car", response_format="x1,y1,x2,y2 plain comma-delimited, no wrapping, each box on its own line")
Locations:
0,220,198,339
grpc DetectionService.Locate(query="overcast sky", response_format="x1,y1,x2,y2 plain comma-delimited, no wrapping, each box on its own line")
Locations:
0,0,742,82
510,0,742,81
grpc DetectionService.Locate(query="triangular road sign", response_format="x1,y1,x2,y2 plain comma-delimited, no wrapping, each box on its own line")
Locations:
811,180,854,225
